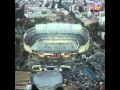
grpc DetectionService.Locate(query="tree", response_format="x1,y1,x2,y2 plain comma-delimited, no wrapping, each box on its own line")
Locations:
60,14,65,22
84,0,87,6
55,87,64,90
73,0,75,4
32,84,39,90
35,17,48,24
15,5,24,19
24,22,35,29
15,3,19,8
58,0,62,8
75,19,81,24
51,0,55,9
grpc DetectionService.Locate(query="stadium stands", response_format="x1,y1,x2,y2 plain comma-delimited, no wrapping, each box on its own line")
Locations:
23,23,90,53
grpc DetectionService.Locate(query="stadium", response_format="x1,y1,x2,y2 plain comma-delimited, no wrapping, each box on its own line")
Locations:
23,23,90,58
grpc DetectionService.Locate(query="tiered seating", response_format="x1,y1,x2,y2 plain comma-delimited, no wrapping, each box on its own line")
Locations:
35,24,83,34
24,32,88,49
31,41,79,52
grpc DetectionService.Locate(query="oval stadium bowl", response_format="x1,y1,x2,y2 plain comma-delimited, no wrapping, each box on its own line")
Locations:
23,23,90,54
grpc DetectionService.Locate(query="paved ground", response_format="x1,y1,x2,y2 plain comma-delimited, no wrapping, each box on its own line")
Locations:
64,80,79,90
64,85,78,90
15,71,31,90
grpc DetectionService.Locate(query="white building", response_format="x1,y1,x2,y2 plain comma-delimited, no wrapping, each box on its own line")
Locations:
85,0,94,4
98,16,105,26
97,31,105,40
55,3,58,8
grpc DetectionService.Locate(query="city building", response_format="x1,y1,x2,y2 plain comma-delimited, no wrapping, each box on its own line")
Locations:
24,5,50,18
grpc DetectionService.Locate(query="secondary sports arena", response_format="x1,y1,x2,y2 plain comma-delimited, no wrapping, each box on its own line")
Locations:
23,23,90,58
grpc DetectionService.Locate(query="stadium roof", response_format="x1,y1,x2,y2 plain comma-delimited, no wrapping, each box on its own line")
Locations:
33,71,63,89
35,23,84,34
